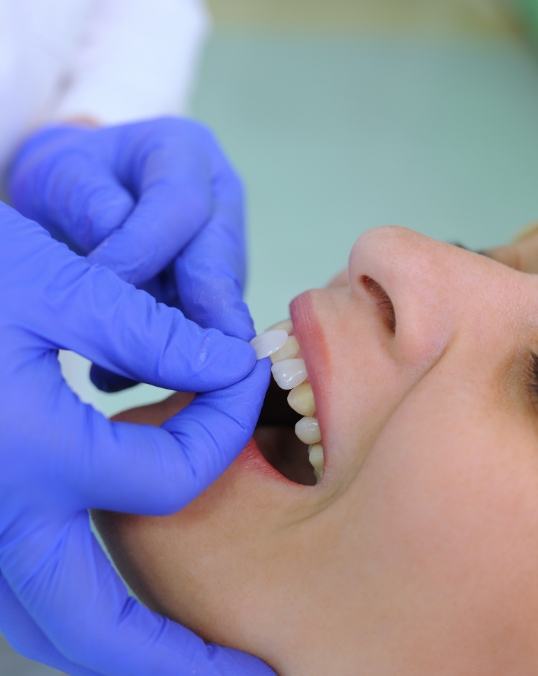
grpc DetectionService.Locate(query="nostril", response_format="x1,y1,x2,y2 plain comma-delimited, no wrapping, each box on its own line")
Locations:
360,275,396,333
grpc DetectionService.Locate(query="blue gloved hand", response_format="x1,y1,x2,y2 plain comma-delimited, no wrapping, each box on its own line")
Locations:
9,117,252,392
0,202,274,675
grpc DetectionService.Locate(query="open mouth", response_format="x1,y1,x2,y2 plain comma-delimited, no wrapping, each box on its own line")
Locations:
252,320,323,487
254,379,316,485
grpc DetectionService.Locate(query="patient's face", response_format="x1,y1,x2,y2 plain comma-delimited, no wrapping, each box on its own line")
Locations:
96,227,538,676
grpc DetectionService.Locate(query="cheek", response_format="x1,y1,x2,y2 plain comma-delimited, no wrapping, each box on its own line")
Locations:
94,460,301,649
356,399,538,651
320,300,403,473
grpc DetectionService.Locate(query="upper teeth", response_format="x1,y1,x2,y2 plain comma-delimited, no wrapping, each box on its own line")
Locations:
271,359,307,390
266,319,294,334
308,444,324,482
295,416,321,445
287,381,315,417
271,335,300,363
252,319,325,482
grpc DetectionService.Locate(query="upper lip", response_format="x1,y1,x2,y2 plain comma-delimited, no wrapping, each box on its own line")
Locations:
290,290,331,468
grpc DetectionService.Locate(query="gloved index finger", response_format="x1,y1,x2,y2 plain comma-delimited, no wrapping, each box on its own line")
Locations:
174,146,254,341
20,222,256,394
69,359,271,515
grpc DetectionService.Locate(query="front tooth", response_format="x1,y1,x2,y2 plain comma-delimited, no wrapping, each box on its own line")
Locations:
308,444,324,481
271,359,307,390
287,382,315,416
250,329,288,359
271,335,300,363
266,318,293,335
295,416,321,445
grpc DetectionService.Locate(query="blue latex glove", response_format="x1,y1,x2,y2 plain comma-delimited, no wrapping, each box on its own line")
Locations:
0,202,274,675
9,117,253,392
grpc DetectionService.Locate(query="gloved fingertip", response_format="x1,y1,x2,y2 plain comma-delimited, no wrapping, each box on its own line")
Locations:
184,329,260,392
210,310,256,343
227,307,257,342
191,297,257,342
217,333,258,378
89,364,138,393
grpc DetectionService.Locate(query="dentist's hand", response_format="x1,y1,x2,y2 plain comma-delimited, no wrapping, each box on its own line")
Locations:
8,117,251,391
0,202,273,675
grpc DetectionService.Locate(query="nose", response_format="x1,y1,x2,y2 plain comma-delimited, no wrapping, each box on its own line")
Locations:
348,226,462,367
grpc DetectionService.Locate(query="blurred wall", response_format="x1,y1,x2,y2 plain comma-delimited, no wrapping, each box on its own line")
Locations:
207,0,520,35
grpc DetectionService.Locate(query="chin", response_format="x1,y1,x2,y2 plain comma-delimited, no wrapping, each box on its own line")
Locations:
93,437,300,656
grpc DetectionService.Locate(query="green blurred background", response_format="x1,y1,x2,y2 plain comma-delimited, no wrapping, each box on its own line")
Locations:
71,0,538,419
5,0,538,672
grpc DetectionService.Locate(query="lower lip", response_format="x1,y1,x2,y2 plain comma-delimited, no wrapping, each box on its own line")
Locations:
236,437,308,488
235,437,282,479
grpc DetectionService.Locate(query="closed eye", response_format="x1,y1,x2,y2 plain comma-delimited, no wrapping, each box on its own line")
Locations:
527,351,538,404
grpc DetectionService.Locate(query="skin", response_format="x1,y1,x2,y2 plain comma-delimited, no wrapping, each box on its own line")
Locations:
96,225,538,676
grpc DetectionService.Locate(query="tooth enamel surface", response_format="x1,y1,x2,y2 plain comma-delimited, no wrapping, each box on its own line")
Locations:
271,335,300,363
271,358,307,390
266,318,293,335
295,416,321,445
250,329,288,359
287,381,315,417
308,444,324,481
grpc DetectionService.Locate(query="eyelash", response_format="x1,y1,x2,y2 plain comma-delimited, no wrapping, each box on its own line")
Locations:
527,351,538,403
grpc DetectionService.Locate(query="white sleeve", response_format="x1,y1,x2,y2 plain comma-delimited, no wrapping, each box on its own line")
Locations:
54,0,210,123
